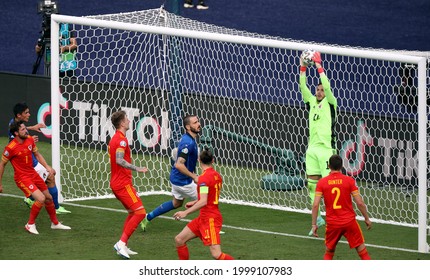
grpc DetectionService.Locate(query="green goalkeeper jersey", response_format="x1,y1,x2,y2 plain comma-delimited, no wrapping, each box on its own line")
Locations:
299,73,337,149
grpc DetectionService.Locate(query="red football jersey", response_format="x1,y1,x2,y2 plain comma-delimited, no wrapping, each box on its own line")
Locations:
2,136,39,180
197,167,223,219
315,172,359,226
108,130,132,190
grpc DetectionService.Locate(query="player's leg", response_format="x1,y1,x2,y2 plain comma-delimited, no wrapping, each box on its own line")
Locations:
207,219,233,260
323,225,340,260
36,176,71,231
175,220,198,260
345,220,371,260
356,244,371,260
16,179,44,234
44,169,71,214
210,245,234,260
24,188,45,234
114,186,146,259
305,147,321,205
314,148,336,227
141,182,193,231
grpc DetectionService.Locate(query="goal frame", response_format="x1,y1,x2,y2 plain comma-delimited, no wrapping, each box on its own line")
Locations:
50,13,428,253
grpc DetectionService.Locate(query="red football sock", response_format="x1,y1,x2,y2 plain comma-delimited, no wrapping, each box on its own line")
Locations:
123,213,132,232
28,201,43,224
45,200,59,224
323,251,334,260
358,247,371,260
120,210,146,244
176,244,189,260
217,252,234,260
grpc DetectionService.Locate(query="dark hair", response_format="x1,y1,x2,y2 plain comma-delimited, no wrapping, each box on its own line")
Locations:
183,114,197,129
9,120,25,136
199,148,214,165
328,154,343,171
13,102,29,117
111,110,126,129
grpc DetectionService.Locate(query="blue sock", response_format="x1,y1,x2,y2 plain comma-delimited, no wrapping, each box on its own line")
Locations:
48,186,59,209
147,201,175,221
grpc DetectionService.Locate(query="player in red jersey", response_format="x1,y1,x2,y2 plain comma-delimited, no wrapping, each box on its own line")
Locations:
108,110,148,259
173,148,234,260
311,154,372,260
0,121,71,234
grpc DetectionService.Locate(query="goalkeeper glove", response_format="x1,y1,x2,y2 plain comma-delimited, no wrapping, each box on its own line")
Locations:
312,51,322,64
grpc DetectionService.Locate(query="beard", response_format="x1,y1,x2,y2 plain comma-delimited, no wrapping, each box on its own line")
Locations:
18,133,29,140
190,126,201,134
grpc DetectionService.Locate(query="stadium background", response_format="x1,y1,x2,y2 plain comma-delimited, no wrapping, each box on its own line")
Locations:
0,0,429,75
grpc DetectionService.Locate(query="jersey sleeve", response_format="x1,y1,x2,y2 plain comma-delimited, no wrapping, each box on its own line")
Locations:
1,147,11,163
299,74,314,104
320,74,337,107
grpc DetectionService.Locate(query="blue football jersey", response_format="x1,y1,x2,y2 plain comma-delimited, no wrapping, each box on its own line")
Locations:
169,133,198,186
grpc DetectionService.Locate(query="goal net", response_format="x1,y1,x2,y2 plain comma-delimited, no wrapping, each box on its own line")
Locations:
49,8,429,252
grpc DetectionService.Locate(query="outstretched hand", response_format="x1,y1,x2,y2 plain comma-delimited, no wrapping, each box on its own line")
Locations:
137,167,148,173
312,51,322,64
173,211,186,220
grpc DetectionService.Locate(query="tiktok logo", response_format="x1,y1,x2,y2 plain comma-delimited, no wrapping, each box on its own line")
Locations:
340,120,374,176
37,87,69,138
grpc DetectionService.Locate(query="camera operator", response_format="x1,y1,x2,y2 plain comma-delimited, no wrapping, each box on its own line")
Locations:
34,1,77,77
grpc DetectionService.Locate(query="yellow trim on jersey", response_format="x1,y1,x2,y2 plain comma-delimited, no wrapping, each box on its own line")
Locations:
209,218,217,245
7,141,17,149
125,184,138,203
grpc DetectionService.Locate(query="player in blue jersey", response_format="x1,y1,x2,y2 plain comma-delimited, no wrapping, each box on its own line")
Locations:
141,114,200,231
9,103,71,214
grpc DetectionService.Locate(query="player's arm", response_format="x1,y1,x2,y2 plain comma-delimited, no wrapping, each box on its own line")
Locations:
313,52,337,106
311,192,322,237
0,159,8,193
33,149,53,175
27,123,46,133
299,57,313,103
173,192,208,220
115,148,148,173
352,191,372,230
175,156,198,183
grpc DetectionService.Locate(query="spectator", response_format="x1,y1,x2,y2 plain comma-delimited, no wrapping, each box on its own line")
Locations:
184,0,209,10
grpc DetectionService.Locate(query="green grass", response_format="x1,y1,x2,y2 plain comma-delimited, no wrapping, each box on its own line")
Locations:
0,137,429,260
0,193,429,260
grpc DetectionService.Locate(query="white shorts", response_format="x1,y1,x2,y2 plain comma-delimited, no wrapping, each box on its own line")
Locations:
171,181,197,201
34,162,49,182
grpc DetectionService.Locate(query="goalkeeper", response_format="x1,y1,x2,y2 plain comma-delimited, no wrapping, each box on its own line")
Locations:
299,51,337,235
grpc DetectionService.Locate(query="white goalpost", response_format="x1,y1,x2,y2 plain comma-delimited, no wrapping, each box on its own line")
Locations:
50,8,429,253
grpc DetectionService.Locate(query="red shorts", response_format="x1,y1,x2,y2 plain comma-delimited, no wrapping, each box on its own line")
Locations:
187,216,222,246
16,173,48,198
325,220,365,250
112,184,144,211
